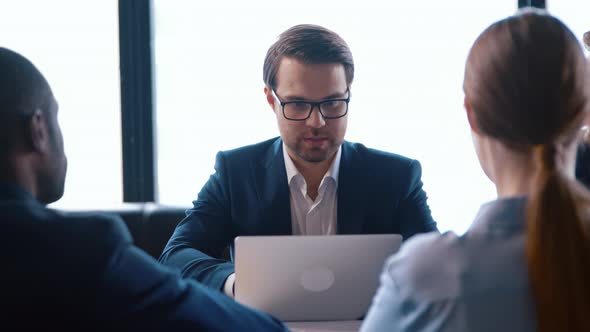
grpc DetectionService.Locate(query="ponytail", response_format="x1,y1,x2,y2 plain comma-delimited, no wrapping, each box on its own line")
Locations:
526,144,590,332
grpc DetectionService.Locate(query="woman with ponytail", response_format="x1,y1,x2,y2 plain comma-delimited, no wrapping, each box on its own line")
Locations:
361,9,590,332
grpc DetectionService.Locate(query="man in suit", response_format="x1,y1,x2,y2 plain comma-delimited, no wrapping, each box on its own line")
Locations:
160,24,438,297
576,31,590,189
0,47,286,331
577,31,590,189
576,131,590,188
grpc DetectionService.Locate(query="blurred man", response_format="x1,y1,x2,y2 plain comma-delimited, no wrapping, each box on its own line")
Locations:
160,24,438,296
0,47,287,331
576,31,590,188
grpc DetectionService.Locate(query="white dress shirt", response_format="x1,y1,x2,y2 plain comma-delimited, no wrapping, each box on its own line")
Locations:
224,145,342,297
283,144,341,235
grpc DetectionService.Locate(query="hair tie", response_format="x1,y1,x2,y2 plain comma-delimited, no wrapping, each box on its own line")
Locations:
534,144,557,171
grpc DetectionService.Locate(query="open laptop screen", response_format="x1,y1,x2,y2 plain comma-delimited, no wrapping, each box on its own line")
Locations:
235,234,403,321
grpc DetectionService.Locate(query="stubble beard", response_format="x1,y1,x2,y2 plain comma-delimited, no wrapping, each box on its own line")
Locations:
293,138,339,164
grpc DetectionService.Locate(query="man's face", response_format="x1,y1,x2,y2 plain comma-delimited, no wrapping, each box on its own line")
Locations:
266,58,349,165
37,95,67,204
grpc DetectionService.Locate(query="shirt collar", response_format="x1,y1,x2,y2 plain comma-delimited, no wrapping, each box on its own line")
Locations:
283,143,342,187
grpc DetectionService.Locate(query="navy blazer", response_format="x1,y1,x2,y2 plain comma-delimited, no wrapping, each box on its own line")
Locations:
160,137,438,291
0,184,286,331
576,142,590,189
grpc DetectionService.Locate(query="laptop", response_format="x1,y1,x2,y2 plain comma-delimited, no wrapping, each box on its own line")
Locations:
234,234,403,321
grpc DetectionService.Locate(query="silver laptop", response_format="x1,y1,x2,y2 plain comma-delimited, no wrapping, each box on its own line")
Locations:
234,234,403,321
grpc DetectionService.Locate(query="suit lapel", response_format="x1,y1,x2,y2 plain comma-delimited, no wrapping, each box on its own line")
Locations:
252,138,292,235
337,141,367,234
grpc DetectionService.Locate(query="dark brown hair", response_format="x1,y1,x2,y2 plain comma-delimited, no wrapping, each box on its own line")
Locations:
263,24,354,89
464,11,590,332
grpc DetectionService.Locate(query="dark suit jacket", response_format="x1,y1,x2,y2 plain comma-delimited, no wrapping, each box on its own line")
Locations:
160,137,438,291
0,184,286,331
576,142,590,189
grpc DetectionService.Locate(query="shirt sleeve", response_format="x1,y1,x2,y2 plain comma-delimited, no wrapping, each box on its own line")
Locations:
360,264,407,332
361,232,463,332
396,159,439,239
159,151,236,291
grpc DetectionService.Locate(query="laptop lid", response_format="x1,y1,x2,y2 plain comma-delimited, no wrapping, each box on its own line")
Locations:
234,234,403,321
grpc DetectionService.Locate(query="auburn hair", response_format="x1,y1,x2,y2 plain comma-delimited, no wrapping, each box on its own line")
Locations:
463,11,590,332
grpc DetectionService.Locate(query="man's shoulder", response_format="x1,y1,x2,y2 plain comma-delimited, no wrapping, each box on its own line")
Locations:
2,202,131,249
1,202,133,286
343,141,417,169
57,210,132,243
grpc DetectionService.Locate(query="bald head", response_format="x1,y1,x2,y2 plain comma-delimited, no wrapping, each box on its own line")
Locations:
0,47,67,204
0,48,52,117
0,48,53,155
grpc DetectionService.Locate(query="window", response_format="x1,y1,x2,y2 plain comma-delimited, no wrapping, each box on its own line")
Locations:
154,0,516,233
0,1,122,209
549,1,590,57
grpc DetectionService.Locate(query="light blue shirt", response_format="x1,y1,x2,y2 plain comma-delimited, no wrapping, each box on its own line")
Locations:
361,197,536,332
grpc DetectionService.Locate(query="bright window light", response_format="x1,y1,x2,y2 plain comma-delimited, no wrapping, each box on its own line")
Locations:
154,0,516,233
0,1,122,209
548,1,590,57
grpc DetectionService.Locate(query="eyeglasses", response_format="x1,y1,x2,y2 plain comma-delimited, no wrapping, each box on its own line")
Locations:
271,89,350,121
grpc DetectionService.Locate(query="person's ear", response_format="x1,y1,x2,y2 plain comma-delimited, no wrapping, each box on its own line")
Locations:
264,86,277,112
464,97,480,135
27,109,49,153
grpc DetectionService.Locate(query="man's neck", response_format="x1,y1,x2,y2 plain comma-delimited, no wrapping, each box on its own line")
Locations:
289,153,336,200
0,157,38,200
